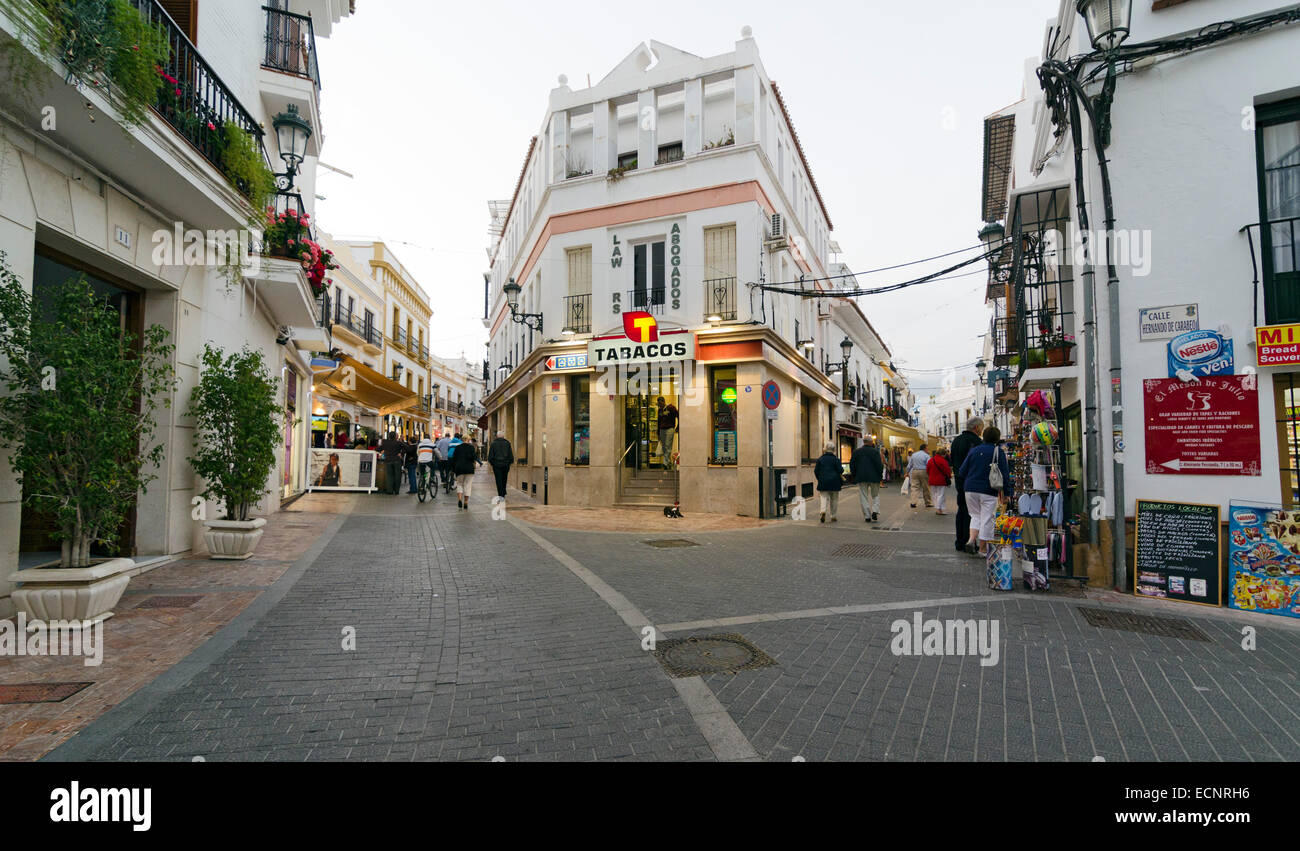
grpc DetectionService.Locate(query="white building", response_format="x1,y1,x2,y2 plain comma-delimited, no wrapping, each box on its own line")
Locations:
481,32,892,513
0,0,354,615
979,0,1300,582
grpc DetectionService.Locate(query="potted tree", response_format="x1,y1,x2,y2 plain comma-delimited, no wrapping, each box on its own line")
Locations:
0,254,175,623
189,345,281,559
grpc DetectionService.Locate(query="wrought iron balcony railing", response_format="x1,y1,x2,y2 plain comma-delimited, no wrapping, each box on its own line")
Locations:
563,293,591,333
128,0,265,175
704,277,737,321
1243,214,1300,325
627,288,665,315
332,305,381,346
262,5,319,87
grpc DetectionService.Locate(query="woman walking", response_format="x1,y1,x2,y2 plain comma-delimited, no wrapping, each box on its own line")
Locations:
927,447,952,515
956,427,1012,557
814,444,843,523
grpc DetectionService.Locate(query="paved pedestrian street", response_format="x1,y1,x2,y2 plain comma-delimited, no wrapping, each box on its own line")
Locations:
20,470,1299,763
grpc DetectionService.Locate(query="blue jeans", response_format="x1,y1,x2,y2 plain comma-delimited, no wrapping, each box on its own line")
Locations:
405,462,418,493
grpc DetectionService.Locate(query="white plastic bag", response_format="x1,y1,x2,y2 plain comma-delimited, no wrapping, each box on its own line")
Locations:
900,475,911,496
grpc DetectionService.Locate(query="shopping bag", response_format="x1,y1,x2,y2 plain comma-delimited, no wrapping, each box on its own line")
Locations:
987,546,1014,591
900,475,910,496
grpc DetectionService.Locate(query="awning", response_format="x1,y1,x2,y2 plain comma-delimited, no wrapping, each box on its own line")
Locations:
880,364,902,386
313,355,419,416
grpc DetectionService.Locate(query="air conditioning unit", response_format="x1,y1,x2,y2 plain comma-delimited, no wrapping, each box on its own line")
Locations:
770,214,784,239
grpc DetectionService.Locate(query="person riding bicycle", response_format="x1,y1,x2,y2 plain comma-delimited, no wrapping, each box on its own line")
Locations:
435,432,453,489
444,432,463,491
416,432,438,499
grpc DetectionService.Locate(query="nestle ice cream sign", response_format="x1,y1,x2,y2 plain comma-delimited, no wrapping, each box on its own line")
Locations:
1166,329,1234,378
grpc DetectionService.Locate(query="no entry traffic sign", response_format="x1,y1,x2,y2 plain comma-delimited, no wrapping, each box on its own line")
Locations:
762,380,781,411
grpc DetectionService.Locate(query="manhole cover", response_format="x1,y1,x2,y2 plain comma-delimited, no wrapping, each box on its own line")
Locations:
1078,607,1210,641
653,633,776,677
0,682,93,704
134,595,203,609
644,539,699,548
831,544,897,559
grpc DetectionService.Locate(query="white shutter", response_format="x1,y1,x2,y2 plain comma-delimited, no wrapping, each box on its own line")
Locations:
703,225,736,280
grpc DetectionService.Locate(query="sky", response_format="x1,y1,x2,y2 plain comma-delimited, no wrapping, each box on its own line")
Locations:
314,0,1062,405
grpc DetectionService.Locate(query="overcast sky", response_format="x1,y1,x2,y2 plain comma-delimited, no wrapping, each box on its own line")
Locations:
314,0,1061,403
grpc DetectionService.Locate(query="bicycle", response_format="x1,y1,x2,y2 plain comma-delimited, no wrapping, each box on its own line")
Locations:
416,462,437,503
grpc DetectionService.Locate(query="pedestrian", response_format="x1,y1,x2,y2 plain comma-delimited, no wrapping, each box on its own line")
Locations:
451,434,478,509
950,417,984,553
906,445,933,509
927,447,953,515
487,429,514,500
446,432,463,491
956,426,1012,557
403,433,421,494
655,396,678,469
849,438,884,523
814,443,843,523
417,431,437,499
379,430,404,495
435,431,453,490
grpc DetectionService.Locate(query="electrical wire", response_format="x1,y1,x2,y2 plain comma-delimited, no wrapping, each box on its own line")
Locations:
756,247,995,297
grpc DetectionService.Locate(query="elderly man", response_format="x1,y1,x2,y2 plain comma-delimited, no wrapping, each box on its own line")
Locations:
486,429,514,501
906,445,932,509
949,417,985,552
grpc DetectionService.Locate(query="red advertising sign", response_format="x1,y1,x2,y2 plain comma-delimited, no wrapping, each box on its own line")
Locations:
1143,376,1260,476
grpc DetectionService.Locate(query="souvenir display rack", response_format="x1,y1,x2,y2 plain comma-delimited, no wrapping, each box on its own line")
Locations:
1003,389,1075,588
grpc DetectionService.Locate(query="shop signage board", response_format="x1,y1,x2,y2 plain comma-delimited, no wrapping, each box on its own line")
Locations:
1166,329,1233,378
1227,505,1300,619
588,312,694,366
545,352,588,371
1143,376,1260,475
1138,303,1199,341
307,448,377,492
1255,323,1300,367
1133,499,1221,606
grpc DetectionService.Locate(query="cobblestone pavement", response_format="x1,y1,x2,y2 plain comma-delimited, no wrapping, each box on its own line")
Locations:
42,469,1300,762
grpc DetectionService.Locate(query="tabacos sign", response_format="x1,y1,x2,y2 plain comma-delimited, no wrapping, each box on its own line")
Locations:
588,312,694,365
1167,329,1233,378
1256,323,1300,367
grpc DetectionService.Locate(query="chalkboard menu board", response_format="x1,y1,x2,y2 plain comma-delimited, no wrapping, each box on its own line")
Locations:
1134,499,1222,606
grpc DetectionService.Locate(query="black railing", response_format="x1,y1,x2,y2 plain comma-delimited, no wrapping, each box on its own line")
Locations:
704,277,737,321
129,0,265,173
627,289,665,315
332,304,381,345
1243,214,1300,325
263,6,320,87
563,293,592,333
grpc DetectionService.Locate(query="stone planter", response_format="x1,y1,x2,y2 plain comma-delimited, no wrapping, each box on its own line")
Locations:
203,518,267,560
6,558,134,624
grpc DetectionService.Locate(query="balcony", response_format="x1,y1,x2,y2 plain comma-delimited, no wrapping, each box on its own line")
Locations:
1244,214,1300,325
263,6,319,87
332,305,381,350
129,0,266,177
627,289,665,316
704,277,737,321
563,294,592,334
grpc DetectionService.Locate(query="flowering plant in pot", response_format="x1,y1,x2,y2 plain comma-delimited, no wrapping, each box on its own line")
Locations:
1041,328,1076,367
0,253,175,622
188,345,281,559
260,208,337,295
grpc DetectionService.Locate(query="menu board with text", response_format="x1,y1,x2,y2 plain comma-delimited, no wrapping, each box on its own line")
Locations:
1134,499,1222,607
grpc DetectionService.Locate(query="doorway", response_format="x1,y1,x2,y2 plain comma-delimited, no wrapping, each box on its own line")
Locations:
622,377,681,472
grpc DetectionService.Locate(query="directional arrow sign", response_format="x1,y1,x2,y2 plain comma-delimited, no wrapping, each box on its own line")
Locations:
545,352,588,371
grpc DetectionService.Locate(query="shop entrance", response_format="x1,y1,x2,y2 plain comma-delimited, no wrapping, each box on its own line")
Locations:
1276,371,1300,507
622,378,681,473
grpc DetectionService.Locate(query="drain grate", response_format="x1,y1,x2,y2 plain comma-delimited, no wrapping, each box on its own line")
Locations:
506,505,534,511
653,634,776,677
644,539,698,549
1078,607,1211,641
133,595,203,609
831,544,897,560
0,682,93,704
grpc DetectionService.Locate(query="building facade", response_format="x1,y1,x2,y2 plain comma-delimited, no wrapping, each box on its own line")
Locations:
481,33,899,514
0,0,353,616
978,0,1300,582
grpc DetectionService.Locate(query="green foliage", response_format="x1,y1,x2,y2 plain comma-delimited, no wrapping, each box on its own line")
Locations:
0,251,175,567
0,0,59,106
218,120,277,214
0,0,169,127
1026,347,1047,368
188,345,281,522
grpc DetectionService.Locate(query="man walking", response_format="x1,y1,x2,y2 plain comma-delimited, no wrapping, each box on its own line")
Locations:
403,433,420,494
435,432,453,490
451,436,478,510
814,444,843,523
906,445,933,509
949,417,984,552
379,430,404,495
850,438,884,523
487,430,514,500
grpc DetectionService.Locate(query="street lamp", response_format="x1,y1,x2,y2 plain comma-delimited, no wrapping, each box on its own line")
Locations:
271,104,313,190
978,222,1006,256
839,336,853,399
1076,0,1133,53
502,278,543,334
976,358,988,382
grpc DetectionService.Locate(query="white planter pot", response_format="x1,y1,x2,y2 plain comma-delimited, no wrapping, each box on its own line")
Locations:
6,557,134,624
203,517,267,560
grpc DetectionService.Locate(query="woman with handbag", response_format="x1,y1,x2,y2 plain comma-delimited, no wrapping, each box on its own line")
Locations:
956,427,1011,557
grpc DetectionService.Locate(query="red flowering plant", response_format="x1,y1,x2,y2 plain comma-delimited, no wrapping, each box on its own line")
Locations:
154,65,220,143
261,208,337,295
